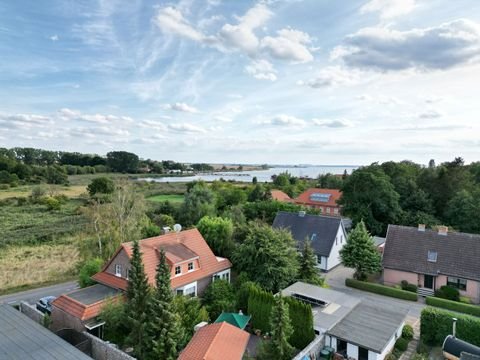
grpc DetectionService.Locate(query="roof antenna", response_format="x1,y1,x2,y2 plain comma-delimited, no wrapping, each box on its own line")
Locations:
173,224,182,242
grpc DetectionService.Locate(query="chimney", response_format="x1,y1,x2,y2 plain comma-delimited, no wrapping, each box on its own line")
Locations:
452,317,457,337
418,224,426,232
299,211,306,217
163,226,171,234
194,321,208,332
438,226,448,236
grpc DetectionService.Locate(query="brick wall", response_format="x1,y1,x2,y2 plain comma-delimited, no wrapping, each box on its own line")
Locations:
20,301,45,324
83,332,136,360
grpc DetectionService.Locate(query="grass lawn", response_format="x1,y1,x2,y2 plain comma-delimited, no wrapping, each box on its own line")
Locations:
147,194,184,203
0,185,86,200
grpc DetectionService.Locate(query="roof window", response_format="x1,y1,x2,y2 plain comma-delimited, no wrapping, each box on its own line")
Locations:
427,250,437,263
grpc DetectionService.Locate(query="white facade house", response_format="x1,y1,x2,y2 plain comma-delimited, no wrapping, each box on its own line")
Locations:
273,211,348,271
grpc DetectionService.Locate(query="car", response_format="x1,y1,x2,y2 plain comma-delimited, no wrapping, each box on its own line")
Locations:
36,296,56,315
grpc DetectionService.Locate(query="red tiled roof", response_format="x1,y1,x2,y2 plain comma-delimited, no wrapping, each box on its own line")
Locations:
52,293,123,321
95,228,232,290
178,322,250,360
294,188,342,207
92,272,129,291
271,189,292,202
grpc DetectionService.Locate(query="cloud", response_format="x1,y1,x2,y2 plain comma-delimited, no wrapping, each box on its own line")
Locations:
0,113,52,129
164,102,199,113
50,34,59,41
395,124,468,131
245,59,277,81
260,114,307,127
213,115,233,123
418,110,442,119
168,123,206,133
332,19,480,72
360,0,416,19
139,119,167,130
261,28,314,63
154,7,205,41
58,108,133,123
301,66,358,88
312,119,353,128
69,126,130,138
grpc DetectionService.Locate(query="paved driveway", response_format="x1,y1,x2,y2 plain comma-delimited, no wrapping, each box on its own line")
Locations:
325,266,426,319
0,281,78,305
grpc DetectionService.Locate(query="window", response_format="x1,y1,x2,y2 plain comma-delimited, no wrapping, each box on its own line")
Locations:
427,251,437,262
213,270,230,283
311,233,317,241
115,264,122,277
188,262,194,271
184,285,196,297
336,237,338,245
340,235,343,244
326,207,331,214
175,266,181,275
176,289,183,295
334,208,339,215
221,272,230,282
447,277,467,291
213,274,221,281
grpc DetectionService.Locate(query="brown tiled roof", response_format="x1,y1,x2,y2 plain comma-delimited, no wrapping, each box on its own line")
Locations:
92,272,129,291
271,189,292,202
383,225,480,281
294,188,342,207
178,322,250,360
162,243,198,263
94,228,231,290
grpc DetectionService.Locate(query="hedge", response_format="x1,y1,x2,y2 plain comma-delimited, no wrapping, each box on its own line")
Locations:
426,296,480,317
345,278,418,301
421,307,480,346
248,287,275,333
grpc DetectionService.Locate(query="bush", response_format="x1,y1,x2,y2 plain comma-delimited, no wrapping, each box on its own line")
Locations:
420,307,480,346
43,196,61,211
248,287,275,333
416,340,429,355
425,296,480,317
202,279,236,320
402,324,414,340
401,280,418,293
411,354,428,360
395,338,409,352
78,258,103,288
345,278,418,301
236,281,261,312
435,285,460,301
87,177,115,196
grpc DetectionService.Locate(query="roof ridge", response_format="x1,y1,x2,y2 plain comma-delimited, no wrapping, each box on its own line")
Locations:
389,224,480,238
203,322,225,360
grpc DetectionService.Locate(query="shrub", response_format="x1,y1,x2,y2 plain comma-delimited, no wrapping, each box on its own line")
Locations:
411,354,428,360
236,281,261,312
416,340,429,355
395,338,409,352
79,258,103,288
0,184,9,190
435,285,460,301
460,296,472,304
425,296,480,317
402,324,414,340
248,287,275,333
31,186,46,202
87,177,115,196
420,307,480,346
43,196,61,211
401,280,418,293
202,279,236,320
345,278,418,301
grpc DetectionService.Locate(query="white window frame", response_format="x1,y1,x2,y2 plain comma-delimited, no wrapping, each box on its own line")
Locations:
176,281,197,297
427,250,437,263
115,264,122,277
188,262,194,272
213,269,231,283
175,265,181,275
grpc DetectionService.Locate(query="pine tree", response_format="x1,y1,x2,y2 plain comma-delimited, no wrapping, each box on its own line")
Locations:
258,295,294,360
340,220,382,280
298,239,324,286
147,249,183,360
125,239,151,360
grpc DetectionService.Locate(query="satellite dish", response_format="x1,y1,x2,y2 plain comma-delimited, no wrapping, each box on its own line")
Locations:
173,224,182,233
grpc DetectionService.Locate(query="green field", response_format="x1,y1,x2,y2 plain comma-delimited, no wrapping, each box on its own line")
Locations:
147,194,185,203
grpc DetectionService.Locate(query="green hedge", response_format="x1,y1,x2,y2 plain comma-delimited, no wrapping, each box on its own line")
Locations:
345,278,418,301
421,307,480,346
426,296,480,317
248,287,275,333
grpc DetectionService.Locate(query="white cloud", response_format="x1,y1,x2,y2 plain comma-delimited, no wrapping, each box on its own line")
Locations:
154,7,205,41
0,113,52,129
50,34,59,41
213,115,233,123
302,66,358,88
164,102,200,113
58,108,133,123
312,118,353,128
168,123,206,133
139,120,167,130
261,28,314,63
245,59,277,81
332,19,480,72
360,0,416,19
260,114,307,127
418,110,443,119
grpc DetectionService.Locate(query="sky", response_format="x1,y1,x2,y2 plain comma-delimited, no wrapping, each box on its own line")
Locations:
1,0,480,165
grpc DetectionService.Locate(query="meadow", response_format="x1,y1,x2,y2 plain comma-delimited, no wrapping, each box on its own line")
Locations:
146,194,184,203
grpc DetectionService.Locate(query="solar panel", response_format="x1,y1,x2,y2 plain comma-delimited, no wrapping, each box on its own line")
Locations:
309,193,331,203
291,293,329,307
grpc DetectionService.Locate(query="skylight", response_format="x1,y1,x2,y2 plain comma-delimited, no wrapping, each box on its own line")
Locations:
427,250,437,262
310,193,332,203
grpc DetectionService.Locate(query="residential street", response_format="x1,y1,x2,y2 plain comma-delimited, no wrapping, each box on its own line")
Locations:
0,280,78,305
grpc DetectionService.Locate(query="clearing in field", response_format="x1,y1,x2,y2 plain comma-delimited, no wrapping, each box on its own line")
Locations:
147,194,184,203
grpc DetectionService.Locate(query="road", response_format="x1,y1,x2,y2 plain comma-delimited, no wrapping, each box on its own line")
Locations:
0,280,78,305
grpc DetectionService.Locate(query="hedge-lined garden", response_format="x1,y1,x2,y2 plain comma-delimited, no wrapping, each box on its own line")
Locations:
421,307,480,346
425,297,480,317
247,287,315,349
345,278,418,301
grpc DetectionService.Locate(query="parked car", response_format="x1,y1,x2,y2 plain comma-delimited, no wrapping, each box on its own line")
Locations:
36,296,56,315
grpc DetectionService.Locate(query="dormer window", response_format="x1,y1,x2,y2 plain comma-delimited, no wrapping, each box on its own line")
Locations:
311,233,317,241
427,251,437,263
115,264,122,277
175,265,181,275
188,262,194,271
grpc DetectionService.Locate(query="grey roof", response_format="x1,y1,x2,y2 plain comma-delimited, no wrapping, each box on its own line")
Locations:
0,304,92,359
68,284,120,305
373,236,386,247
281,282,360,333
327,302,407,353
383,225,480,281
272,211,345,256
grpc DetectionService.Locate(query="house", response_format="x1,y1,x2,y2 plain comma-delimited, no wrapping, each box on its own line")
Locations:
373,236,386,253
294,188,342,216
282,282,407,360
270,189,292,202
382,224,480,303
272,211,348,271
178,322,250,360
52,228,232,333
0,304,92,360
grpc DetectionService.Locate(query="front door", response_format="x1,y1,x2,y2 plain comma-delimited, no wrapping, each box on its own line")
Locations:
424,275,435,289
359,347,369,360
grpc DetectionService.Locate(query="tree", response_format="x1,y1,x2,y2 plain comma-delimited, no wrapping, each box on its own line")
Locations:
202,279,236,320
252,176,258,184
258,295,294,360
196,216,235,258
233,223,299,292
147,250,183,360
173,295,209,348
106,151,139,173
444,189,480,233
298,239,324,286
87,177,115,197
340,221,381,280
125,240,151,360
78,258,103,288
100,300,129,346
180,182,216,226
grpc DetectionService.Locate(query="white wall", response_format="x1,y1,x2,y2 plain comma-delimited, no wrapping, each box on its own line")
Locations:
347,343,359,359
368,350,379,360
378,322,404,360
326,225,347,271
317,255,328,271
